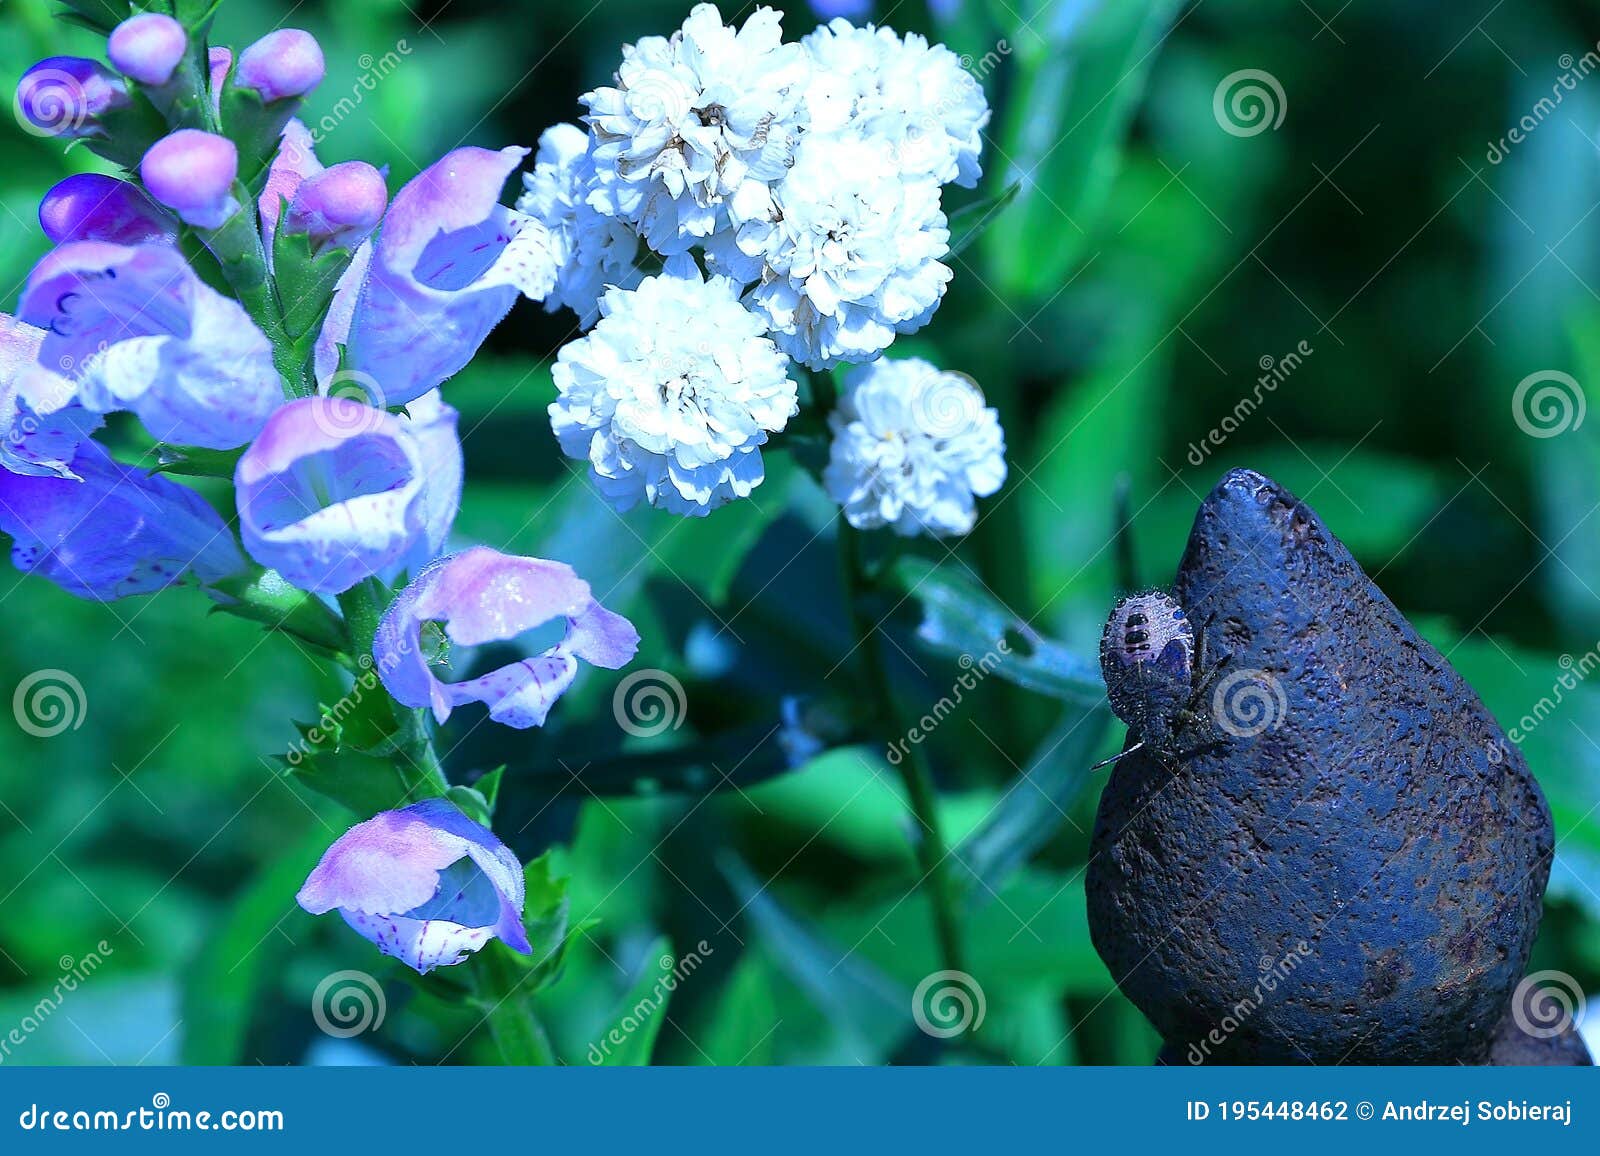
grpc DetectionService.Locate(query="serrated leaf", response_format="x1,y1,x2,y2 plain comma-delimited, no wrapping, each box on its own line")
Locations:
892,556,1106,705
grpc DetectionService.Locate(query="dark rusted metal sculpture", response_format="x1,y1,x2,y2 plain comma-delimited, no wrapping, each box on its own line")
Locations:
1088,468,1562,1064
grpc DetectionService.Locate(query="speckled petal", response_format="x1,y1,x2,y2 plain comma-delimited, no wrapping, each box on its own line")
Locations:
374,546,639,729
0,440,244,600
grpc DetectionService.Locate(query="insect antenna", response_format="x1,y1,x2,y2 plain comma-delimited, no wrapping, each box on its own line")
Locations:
1091,741,1145,771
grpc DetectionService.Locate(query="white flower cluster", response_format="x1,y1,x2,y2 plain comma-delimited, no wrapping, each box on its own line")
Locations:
824,357,1006,538
527,4,1001,527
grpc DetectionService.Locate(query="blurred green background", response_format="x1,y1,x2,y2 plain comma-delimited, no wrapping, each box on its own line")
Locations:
3,0,1600,1065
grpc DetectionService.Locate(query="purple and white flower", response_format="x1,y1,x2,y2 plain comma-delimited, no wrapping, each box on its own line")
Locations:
235,29,325,103
18,242,280,449
0,439,244,600
336,146,557,404
374,546,639,729
235,396,431,595
297,799,531,974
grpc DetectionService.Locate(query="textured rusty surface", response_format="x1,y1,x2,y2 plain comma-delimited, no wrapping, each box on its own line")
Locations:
1087,468,1554,1064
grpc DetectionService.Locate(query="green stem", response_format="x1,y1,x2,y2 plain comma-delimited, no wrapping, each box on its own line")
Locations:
473,949,559,1066
337,579,449,798
838,525,967,977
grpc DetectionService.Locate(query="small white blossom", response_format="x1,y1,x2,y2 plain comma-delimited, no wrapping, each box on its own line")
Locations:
550,261,797,516
714,132,950,369
824,356,1005,538
516,123,642,328
802,19,989,188
583,4,810,254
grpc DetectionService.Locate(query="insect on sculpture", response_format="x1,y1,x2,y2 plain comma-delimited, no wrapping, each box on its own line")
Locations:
1093,591,1232,770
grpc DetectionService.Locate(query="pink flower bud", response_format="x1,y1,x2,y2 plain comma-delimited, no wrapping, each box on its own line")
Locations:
235,29,324,103
140,130,240,230
107,13,188,86
15,57,127,139
286,162,388,252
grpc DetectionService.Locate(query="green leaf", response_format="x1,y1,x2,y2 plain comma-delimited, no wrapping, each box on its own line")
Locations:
982,0,1183,297
891,556,1106,705
284,746,415,816
695,954,781,1065
718,852,909,1062
591,935,676,1066
180,827,325,1063
957,704,1110,901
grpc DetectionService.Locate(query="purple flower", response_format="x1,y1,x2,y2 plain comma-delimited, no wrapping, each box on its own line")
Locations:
0,315,99,479
139,130,240,229
374,546,639,729
18,242,280,449
235,396,430,594
15,57,127,139
391,389,462,579
287,162,388,254
296,799,531,974
236,29,325,103
258,119,323,254
335,146,557,405
107,13,188,86
38,174,177,247
0,439,244,600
